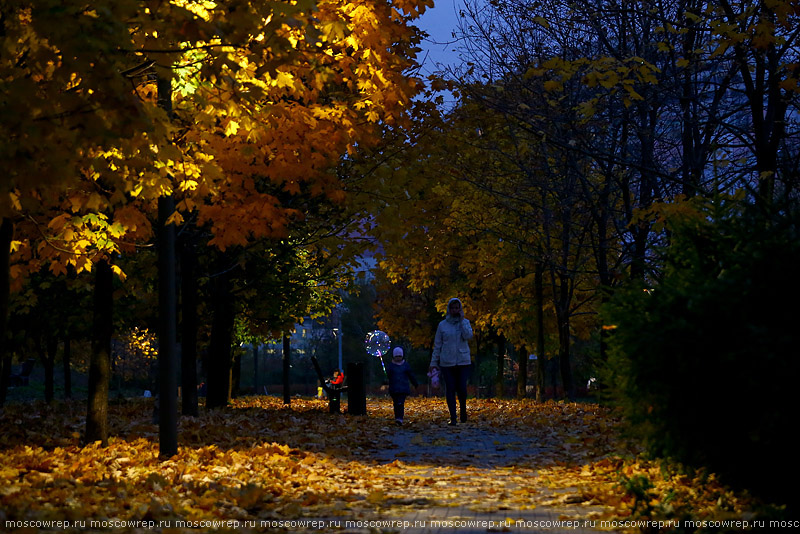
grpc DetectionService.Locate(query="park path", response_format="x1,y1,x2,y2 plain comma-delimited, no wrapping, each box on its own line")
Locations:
352,414,617,534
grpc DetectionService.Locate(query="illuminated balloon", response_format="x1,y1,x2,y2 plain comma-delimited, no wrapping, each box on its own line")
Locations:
364,330,391,358
365,330,391,376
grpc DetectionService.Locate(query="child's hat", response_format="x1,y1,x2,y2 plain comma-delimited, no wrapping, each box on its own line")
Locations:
392,347,404,357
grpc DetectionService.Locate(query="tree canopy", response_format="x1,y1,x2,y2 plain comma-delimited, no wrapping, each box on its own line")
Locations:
3,0,799,507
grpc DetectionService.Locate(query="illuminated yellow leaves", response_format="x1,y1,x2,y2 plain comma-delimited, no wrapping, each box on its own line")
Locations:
114,327,158,380
391,0,434,17
320,20,348,42
223,119,240,137
5,0,429,285
268,70,296,89
110,264,127,281
165,210,184,226
163,0,426,251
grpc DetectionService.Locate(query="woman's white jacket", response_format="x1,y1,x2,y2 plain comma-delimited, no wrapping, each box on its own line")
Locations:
430,318,473,368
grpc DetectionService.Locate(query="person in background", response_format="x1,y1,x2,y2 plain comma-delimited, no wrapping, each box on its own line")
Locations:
386,347,418,426
317,380,326,400
429,297,473,425
328,369,344,389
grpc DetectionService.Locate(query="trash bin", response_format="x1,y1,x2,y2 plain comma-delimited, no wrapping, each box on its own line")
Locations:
329,389,341,414
347,362,367,415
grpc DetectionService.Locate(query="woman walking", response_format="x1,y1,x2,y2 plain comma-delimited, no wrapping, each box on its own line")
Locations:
429,297,473,425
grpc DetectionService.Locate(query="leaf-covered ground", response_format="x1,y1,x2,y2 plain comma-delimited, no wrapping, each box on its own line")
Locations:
0,396,763,532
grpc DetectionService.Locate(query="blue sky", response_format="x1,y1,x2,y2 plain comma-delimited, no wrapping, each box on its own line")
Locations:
413,0,463,75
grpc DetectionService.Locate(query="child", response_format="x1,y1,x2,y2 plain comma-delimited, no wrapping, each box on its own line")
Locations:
331,369,344,387
386,347,418,426
326,369,344,390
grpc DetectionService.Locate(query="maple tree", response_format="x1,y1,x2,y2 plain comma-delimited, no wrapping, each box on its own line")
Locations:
454,0,800,263
164,0,435,409
2,0,434,447
372,0,800,403
4,2,798,521
450,0,800,503
198,173,377,409
3,269,90,403
0,219,10,404
359,91,603,399
0,2,122,402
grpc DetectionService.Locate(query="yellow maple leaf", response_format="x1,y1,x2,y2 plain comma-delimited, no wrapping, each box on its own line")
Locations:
165,211,184,226
111,264,127,282
224,120,240,136
273,71,294,88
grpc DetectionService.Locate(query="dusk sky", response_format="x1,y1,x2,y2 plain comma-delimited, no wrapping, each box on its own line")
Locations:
414,0,463,75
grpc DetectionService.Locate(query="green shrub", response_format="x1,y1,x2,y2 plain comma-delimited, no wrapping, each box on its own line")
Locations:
603,201,800,506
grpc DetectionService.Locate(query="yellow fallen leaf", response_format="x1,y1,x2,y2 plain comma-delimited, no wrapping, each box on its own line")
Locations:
366,490,386,504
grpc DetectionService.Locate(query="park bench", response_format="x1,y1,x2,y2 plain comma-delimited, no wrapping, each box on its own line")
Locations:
9,358,36,387
310,356,347,413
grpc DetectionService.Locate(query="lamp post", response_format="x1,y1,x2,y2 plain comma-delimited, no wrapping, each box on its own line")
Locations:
338,312,343,372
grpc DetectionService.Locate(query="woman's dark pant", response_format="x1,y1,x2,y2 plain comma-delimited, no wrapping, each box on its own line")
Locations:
390,393,407,420
441,364,470,422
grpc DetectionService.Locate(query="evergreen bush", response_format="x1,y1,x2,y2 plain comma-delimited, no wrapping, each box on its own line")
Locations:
603,202,800,506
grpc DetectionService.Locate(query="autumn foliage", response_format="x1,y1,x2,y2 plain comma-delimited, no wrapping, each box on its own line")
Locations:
1,0,433,427
3,0,431,271
3,0,800,526
0,397,765,530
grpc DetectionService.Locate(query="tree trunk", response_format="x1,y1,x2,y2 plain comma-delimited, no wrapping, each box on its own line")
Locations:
157,191,178,457
0,353,10,406
86,260,113,445
473,330,482,389
206,260,234,409
253,344,260,395
535,261,545,402
232,350,241,399
495,334,505,398
630,106,657,281
283,334,291,405
556,273,575,399
680,7,702,199
179,235,199,416
63,337,72,399
516,344,527,399
44,335,57,403
0,218,12,406
724,23,787,208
